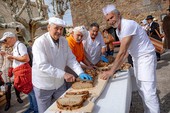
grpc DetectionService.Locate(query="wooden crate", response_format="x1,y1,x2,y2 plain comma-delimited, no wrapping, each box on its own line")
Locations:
0,93,6,107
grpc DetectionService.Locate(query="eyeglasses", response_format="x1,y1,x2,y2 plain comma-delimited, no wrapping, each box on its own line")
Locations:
3,37,10,43
3,39,7,42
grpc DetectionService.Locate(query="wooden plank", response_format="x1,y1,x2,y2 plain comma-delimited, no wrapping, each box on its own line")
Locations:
149,37,164,54
0,95,6,107
52,75,109,113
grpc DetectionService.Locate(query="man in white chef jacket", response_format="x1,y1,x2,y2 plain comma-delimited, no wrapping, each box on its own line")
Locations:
32,17,92,113
83,22,109,65
101,4,160,113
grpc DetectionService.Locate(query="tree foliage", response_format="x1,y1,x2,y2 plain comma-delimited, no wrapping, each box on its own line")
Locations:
0,0,69,41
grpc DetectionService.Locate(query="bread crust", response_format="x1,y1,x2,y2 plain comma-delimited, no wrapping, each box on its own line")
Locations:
57,96,84,110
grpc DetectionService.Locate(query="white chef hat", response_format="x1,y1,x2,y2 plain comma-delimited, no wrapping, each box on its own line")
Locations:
73,26,88,40
48,17,66,27
102,4,116,16
0,32,15,42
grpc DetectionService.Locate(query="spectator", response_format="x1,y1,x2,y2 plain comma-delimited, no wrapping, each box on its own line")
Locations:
0,32,38,113
146,15,162,61
0,43,23,111
162,6,170,49
32,17,92,113
101,4,160,113
102,29,115,56
140,19,149,31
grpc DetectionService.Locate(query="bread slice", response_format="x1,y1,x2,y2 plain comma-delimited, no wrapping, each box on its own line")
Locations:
65,91,89,101
66,91,89,95
57,96,84,110
72,81,93,89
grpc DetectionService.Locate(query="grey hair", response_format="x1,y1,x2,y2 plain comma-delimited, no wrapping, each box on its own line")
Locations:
111,9,120,16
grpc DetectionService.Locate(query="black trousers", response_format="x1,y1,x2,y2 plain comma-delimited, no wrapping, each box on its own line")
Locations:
156,52,161,59
5,82,21,103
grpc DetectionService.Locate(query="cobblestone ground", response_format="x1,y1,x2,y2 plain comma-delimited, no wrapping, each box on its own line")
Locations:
0,51,169,113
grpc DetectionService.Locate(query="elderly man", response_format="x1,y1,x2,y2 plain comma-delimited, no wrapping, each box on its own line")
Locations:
32,17,92,113
66,26,94,69
83,22,108,65
101,4,160,113
65,26,95,89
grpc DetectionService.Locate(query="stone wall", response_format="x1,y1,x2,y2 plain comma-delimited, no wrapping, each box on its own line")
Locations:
70,0,169,30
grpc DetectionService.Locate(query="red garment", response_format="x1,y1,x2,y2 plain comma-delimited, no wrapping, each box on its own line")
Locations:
8,67,13,77
13,63,32,94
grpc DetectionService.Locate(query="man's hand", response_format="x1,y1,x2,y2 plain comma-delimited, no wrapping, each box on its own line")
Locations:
79,73,92,81
64,73,76,82
7,55,14,60
0,51,6,56
101,55,109,63
100,69,114,80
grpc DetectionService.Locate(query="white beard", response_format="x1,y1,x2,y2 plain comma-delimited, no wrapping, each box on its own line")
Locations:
113,18,120,28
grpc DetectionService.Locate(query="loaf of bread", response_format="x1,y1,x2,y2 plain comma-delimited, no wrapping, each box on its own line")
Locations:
84,69,97,78
120,63,131,70
95,61,109,67
107,55,115,63
57,96,84,110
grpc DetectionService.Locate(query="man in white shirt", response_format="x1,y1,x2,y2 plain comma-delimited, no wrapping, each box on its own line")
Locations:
101,4,160,113
83,22,108,65
32,17,92,113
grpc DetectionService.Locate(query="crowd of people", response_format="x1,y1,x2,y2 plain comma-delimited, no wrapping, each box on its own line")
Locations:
0,4,169,113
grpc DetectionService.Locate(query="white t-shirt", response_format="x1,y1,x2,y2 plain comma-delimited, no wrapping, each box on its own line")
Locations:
83,31,106,64
116,18,155,58
12,41,28,68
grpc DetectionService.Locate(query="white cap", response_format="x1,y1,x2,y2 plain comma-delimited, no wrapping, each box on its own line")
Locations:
153,18,158,21
73,26,88,40
0,32,15,42
48,17,66,27
141,19,147,25
102,4,116,16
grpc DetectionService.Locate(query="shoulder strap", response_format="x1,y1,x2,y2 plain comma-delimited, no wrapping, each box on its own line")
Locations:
17,42,21,56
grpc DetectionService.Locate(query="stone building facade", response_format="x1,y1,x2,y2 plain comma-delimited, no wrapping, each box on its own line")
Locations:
70,0,169,30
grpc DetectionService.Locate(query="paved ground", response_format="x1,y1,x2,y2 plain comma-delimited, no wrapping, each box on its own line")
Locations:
130,50,170,113
0,50,170,113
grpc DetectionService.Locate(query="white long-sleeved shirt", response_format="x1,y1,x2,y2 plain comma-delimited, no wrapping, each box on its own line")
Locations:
32,32,84,90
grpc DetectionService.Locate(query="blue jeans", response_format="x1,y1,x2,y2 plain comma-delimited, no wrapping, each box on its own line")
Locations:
24,90,38,113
